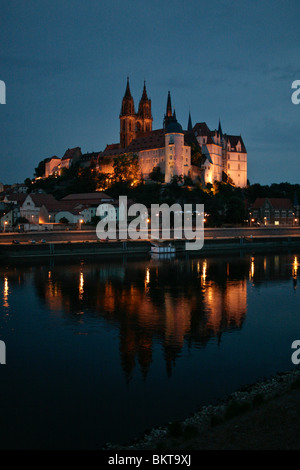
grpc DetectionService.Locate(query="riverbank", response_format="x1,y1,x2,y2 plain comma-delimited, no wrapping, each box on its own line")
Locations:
104,367,300,450
1,234,300,260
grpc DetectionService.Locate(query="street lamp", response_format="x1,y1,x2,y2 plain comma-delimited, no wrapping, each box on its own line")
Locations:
4,221,8,232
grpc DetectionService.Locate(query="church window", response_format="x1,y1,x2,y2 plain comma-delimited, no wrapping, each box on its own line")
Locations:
228,164,230,169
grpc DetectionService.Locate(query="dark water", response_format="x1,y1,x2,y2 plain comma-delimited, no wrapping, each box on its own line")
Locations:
0,250,299,449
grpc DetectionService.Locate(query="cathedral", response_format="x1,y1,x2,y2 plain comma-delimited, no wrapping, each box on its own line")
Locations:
100,78,248,187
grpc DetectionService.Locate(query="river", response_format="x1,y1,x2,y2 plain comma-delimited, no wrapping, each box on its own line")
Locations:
0,249,299,449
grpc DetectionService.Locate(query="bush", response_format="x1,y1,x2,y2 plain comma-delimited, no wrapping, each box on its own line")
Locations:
224,401,251,420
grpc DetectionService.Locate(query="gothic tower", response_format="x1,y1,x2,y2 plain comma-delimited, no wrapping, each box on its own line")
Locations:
163,91,173,129
136,81,153,134
120,77,136,148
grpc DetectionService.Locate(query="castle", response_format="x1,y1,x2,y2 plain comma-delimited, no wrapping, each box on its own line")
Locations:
45,78,247,187
99,78,247,187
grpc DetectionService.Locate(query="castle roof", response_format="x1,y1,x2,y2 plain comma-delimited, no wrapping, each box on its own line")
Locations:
102,143,125,157
224,134,247,153
62,147,82,161
127,129,166,152
166,119,183,134
192,122,214,144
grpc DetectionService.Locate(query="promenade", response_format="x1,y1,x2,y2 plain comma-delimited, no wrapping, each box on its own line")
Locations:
0,226,300,260
0,226,300,244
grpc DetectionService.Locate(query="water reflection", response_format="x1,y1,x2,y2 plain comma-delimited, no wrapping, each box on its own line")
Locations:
1,251,299,379
3,276,9,308
293,256,298,289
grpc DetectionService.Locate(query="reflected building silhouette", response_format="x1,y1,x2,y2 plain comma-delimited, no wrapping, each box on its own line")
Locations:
1,251,298,381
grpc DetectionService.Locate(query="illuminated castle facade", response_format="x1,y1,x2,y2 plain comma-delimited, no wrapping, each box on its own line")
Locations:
101,78,248,187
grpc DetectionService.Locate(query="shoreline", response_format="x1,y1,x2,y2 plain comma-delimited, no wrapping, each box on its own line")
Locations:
103,366,300,450
1,235,300,261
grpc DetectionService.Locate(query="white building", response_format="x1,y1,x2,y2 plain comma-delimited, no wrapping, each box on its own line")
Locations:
101,82,247,188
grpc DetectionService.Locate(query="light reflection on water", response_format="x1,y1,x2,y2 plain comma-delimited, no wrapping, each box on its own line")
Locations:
0,250,299,449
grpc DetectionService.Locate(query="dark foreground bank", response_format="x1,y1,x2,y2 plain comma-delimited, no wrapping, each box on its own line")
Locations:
104,367,300,450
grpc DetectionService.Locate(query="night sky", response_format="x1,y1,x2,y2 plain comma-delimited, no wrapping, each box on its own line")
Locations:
1,0,300,185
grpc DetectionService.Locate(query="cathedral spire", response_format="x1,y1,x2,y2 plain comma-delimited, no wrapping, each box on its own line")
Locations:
164,91,173,129
166,91,172,117
124,76,132,99
120,77,136,148
120,77,135,116
141,80,148,101
137,80,152,133
218,118,223,138
187,111,192,131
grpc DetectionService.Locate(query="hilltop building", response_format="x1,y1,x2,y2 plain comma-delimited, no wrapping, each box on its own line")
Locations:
100,78,248,187
41,78,248,188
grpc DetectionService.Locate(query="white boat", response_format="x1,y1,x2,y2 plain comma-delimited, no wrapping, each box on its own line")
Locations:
150,241,176,254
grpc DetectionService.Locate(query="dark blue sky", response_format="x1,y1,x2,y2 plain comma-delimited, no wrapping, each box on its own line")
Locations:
1,0,300,185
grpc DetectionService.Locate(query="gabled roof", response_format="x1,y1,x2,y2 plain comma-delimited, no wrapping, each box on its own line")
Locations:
61,192,113,202
252,198,293,210
48,156,61,162
5,193,58,208
224,134,247,153
4,194,27,204
102,144,124,157
192,122,214,144
27,194,58,208
62,147,82,161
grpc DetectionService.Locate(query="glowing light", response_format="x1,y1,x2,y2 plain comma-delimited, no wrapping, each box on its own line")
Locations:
293,257,298,279
3,277,9,308
79,272,84,300
202,261,207,282
145,267,150,288
249,257,255,280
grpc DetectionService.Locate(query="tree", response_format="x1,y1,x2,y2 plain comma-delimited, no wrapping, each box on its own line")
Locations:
96,173,113,191
149,166,164,183
190,143,205,167
34,158,49,178
113,153,140,186
225,196,246,223
15,216,29,225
